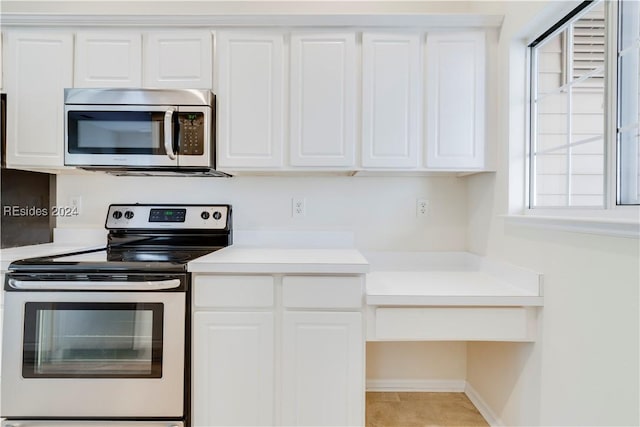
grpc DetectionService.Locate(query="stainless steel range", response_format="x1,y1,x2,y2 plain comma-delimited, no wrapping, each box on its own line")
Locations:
1,204,232,427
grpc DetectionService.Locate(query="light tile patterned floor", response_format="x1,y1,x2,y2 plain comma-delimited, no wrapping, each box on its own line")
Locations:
366,392,489,427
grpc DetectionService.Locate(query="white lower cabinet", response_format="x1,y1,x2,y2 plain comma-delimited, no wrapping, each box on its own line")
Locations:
281,311,363,426
192,274,364,427
0,272,4,414
193,311,275,426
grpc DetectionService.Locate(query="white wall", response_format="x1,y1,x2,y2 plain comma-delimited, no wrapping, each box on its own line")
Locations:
466,2,640,426
57,173,468,251
468,222,639,426
367,342,467,386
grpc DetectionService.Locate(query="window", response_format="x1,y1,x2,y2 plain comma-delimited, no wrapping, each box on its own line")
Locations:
529,0,640,208
618,0,640,204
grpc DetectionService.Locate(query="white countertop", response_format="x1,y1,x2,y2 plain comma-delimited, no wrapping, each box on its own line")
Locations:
1,236,542,308
0,228,109,271
188,246,370,274
367,271,543,306
364,251,543,307
188,249,543,307
0,242,104,271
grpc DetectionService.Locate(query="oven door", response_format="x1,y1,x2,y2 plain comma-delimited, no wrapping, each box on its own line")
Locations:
1,289,185,419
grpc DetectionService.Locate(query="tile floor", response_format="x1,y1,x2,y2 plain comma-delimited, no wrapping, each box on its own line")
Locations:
366,392,489,427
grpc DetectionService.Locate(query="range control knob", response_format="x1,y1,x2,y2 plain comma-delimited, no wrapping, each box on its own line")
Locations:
124,211,135,220
112,210,123,219
201,211,210,220
212,211,222,220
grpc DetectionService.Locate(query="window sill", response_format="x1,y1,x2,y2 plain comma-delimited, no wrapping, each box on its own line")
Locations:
502,214,640,239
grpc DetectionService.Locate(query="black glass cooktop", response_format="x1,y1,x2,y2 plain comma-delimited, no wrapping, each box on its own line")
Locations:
8,203,233,276
8,246,222,273
108,248,219,263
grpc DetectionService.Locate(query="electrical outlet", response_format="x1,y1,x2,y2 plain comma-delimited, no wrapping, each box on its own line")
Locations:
69,196,82,215
292,197,306,218
416,198,429,217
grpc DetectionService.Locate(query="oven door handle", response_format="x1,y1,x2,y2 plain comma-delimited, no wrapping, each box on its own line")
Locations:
7,278,181,291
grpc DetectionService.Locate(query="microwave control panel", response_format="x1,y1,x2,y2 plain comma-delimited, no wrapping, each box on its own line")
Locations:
178,112,205,156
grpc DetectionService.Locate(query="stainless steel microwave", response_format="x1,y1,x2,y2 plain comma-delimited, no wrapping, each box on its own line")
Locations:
64,88,225,176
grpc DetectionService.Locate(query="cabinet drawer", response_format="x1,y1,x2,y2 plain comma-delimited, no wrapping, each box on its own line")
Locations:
372,307,537,342
283,276,363,309
194,275,274,308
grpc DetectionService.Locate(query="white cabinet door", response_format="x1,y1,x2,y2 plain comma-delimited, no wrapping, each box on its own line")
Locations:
425,31,485,169
1,272,4,412
143,32,212,88
216,32,284,169
0,33,4,91
290,33,356,167
193,311,274,427
0,304,2,414
5,32,73,168
282,311,364,426
75,32,142,87
362,33,421,168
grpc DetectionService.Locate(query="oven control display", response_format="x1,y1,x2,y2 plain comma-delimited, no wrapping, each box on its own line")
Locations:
149,208,187,223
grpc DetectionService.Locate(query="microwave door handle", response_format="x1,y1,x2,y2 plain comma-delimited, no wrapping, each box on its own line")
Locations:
164,109,177,160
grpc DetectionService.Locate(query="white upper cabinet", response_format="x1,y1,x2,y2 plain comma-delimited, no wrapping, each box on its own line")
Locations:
5,31,73,168
0,33,4,90
143,32,212,88
362,33,421,169
2,25,489,173
425,31,486,170
75,32,142,87
216,32,284,169
213,29,488,173
75,31,212,90
290,33,356,167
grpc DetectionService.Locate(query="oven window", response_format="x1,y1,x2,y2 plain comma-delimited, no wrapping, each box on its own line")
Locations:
22,302,164,378
67,111,167,154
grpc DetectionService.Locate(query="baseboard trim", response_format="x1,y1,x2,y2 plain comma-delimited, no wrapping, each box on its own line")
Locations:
464,382,503,427
366,379,466,392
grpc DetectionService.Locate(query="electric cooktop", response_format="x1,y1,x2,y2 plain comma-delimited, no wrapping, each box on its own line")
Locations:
8,204,233,274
